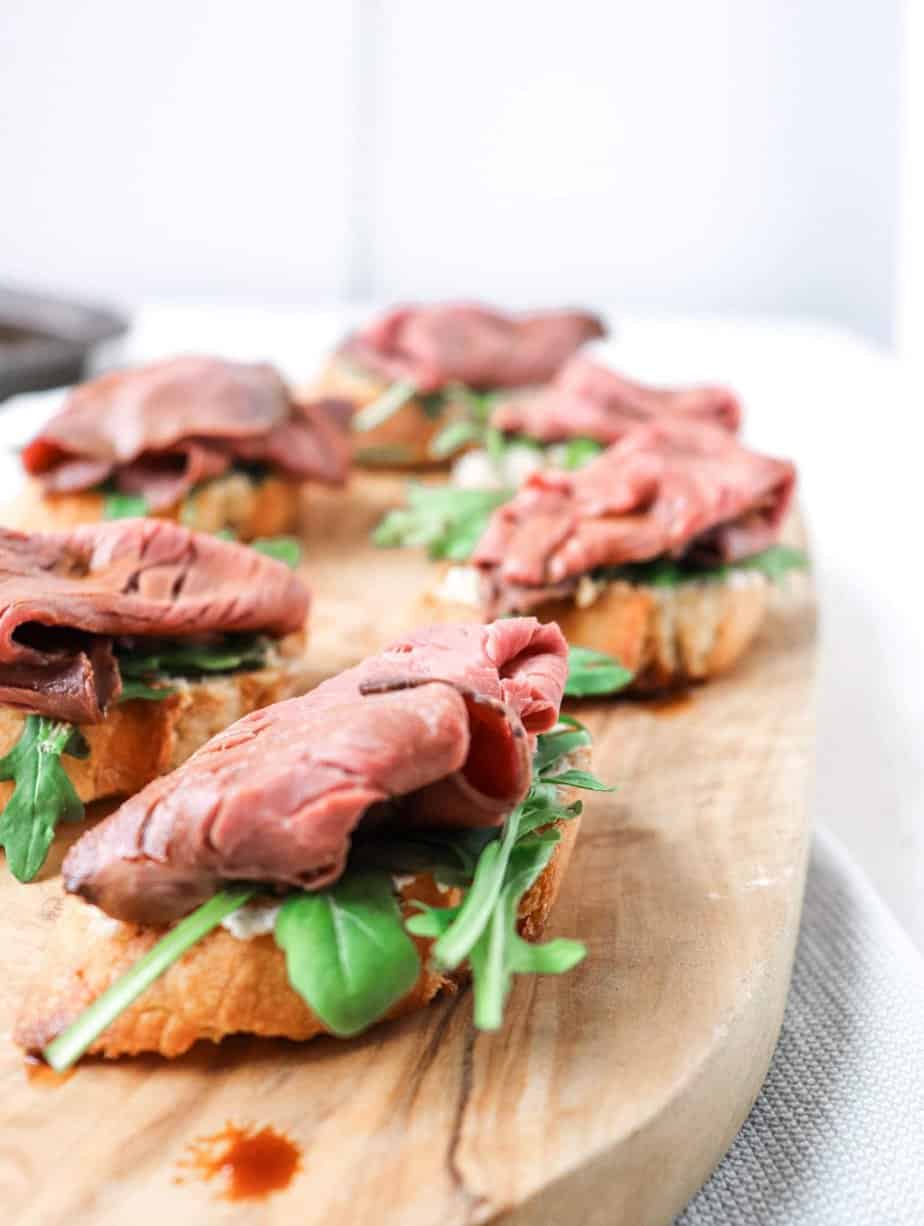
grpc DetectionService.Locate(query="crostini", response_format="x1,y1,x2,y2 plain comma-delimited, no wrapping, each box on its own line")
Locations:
383,421,803,692
18,620,607,1063
312,302,605,466
13,355,352,539
0,518,312,881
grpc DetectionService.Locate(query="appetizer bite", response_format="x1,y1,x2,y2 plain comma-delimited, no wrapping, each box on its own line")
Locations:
313,301,605,466
449,353,742,488
15,355,351,539
417,421,804,692
374,355,744,562
18,620,608,1064
0,519,311,882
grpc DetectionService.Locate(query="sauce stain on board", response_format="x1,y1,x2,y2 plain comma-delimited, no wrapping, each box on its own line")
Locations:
641,691,695,717
24,1059,74,1089
177,1122,302,1201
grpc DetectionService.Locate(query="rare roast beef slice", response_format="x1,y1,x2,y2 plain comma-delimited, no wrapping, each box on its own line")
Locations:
22,355,352,509
490,354,741,442
473,420,795,616
63,619,568,924
0,519,309,723
340,302,605,393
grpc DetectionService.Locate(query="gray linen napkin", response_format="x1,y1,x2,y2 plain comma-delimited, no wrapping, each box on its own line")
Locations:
676,828,924,1224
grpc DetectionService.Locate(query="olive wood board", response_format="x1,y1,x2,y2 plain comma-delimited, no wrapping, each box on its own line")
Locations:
0,474,816,1226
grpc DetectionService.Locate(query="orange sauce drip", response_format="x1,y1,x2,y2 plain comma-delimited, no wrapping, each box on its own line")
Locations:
178,1123,301,1201
24,1058,75,1089
642,691,695,717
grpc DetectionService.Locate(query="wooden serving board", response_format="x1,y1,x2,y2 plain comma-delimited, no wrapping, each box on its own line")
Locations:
0,476,816,1226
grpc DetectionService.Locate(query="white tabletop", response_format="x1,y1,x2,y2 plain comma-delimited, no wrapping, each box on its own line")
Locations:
4,306,921,950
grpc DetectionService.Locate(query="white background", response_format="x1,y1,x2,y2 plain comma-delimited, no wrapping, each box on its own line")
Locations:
0,0,906,343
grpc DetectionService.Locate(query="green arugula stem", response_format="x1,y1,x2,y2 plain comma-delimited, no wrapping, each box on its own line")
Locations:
431,803,521,971
353,380,419,431
43,887,255,1071
102,491,148,520
472,895,511,1030
250,536,302,569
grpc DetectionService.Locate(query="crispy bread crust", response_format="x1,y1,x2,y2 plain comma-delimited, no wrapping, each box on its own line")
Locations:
0,635,312,811
422,572,770,692
7,473,301,541
16,757,587,1059
309,356,446,467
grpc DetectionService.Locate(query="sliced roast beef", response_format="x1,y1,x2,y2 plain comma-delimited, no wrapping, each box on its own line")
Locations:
490,354,741,442
340,302,606,393
0,519,309,723
62,618,568,924
22,356,352,510
473,421,795,616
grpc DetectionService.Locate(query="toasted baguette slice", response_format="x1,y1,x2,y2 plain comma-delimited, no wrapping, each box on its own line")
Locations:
16,753,586,1059
7,472,301,541
309,356,447,467
0,635,313,813
423,567,771,692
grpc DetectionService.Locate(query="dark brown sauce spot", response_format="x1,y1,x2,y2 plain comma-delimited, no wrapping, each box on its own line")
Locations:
24,1058,75,1089
641,690,695,717
177,1123,301,1201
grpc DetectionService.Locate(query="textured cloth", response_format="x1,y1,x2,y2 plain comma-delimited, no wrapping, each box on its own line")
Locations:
678,828,924,1224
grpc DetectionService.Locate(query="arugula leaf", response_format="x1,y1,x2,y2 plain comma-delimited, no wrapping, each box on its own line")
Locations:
485,426,507,463
103,491,148,520
348,826,497,886
733,545,809,581
233,460,272,484
403,902,460,939
429,419,485,459
565,645,634,698
116,633,269,680
43,886,256,1071
515,795,583,837
0,717,90,882
353,380,419,432
427,386,502,458
373,484,511,559
418,391,449,421
540,769,615,792
598,545,809,588
275,871,421,1037
532,723,592,773
448,384,500,422
118,679,174,702
557,437,605,470
250,536,302,569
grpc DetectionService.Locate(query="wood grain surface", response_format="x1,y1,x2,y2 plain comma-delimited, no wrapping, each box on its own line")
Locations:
0,475,816,1226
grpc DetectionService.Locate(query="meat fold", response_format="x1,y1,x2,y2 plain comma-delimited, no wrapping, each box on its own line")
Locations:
340,302,606,394
23,355,352,510
0,520,309,723
62,619,568,925
490,354,741,442
473,421,795,616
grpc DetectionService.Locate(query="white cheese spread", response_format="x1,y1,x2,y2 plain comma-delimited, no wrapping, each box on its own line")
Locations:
437,564,483,607
221,898,282,940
